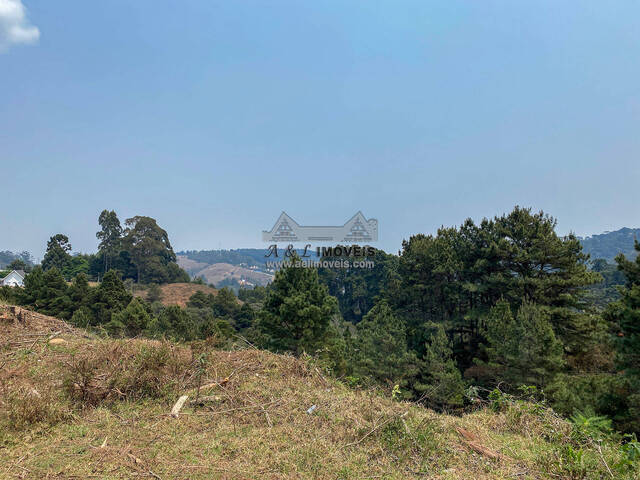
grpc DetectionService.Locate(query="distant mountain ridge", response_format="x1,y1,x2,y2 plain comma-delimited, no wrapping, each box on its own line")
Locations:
176,248,314,289
176,250,274,288
579,227,640,263
178,249,268,269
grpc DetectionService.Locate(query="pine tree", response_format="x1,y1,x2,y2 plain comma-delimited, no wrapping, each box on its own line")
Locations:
212,287,240,318
351,301,417,387
609,241,640,378
187,290,212,309
91,270,133,324
18,266,45,307
68,273,91,309
235,303,255,330
146,283,163,303
416,324,465,408
396,206,600,371
484,300,564,388
317,248,399,324
148,305,197,341
19,266,71,318
604,241,640,431
106,297,152,337
259,254,339,354
491,207,600,355
67,273,94,327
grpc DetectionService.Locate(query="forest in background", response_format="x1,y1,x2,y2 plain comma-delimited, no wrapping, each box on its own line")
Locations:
580,228,640,263
1,206,640,438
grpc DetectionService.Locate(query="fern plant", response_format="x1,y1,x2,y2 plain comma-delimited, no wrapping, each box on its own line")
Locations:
570,410,613,442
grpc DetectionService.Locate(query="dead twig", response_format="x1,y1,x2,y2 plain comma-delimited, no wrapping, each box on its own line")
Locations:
189,395,221,405
233,334,258,350
593,441,614,479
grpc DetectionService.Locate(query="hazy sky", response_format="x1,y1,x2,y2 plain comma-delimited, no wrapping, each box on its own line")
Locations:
2,0,639,259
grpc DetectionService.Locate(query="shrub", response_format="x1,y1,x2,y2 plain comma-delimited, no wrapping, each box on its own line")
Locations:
488,387,570,441
70,307,94,328
146,283,163,303
570,410,614,443
63,340,193,406
1,386,72,430
0,285,18,303
105,297,153,337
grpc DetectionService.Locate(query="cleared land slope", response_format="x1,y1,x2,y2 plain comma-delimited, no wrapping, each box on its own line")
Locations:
0,305,634,479
134,283,221,307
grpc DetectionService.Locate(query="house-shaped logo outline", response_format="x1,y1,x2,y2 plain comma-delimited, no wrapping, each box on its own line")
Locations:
262,211,378,243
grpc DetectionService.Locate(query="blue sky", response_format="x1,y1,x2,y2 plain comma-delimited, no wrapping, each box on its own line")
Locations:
2,0,639,259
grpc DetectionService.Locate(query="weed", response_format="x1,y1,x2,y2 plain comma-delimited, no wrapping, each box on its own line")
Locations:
63,340,193,406
570,409,614,443
1,385,72,430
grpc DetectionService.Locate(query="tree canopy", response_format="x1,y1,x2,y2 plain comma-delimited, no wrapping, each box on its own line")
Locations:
259,255,339,354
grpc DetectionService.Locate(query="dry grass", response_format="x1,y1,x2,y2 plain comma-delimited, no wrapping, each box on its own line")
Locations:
0,305,636,480
62,340,195,407
134,283,220,307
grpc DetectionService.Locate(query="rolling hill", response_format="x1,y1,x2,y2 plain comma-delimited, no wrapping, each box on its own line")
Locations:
176,255,273,288
579,227,640,263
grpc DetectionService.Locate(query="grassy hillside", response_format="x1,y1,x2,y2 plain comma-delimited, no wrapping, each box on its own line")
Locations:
0,305,637,479
134,283,221,307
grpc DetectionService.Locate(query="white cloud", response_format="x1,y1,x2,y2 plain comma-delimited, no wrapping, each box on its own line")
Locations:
0,0,39,52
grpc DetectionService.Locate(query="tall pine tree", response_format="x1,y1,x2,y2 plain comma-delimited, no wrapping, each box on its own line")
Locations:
483,300,564,388
91,270,133,324
604,241,640,431
259,255,339,354
415,323,465,409
351,301,417,388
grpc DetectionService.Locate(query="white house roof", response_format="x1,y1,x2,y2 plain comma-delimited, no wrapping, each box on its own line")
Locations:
1,270,25,286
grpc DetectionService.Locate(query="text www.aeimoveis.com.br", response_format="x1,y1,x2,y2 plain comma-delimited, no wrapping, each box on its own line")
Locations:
265,259,375,269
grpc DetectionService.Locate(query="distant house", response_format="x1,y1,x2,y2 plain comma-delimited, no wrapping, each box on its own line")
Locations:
1,270,25,287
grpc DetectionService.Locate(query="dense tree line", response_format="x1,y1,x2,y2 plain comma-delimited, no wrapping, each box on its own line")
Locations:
603,241,640,432
317,248,399,324
36,210,189,284
3,205,639,434
253,207,640,434
12,266,248,344
179,249,270,268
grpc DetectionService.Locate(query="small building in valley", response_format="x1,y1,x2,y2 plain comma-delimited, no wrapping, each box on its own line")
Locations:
1,270,25,287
